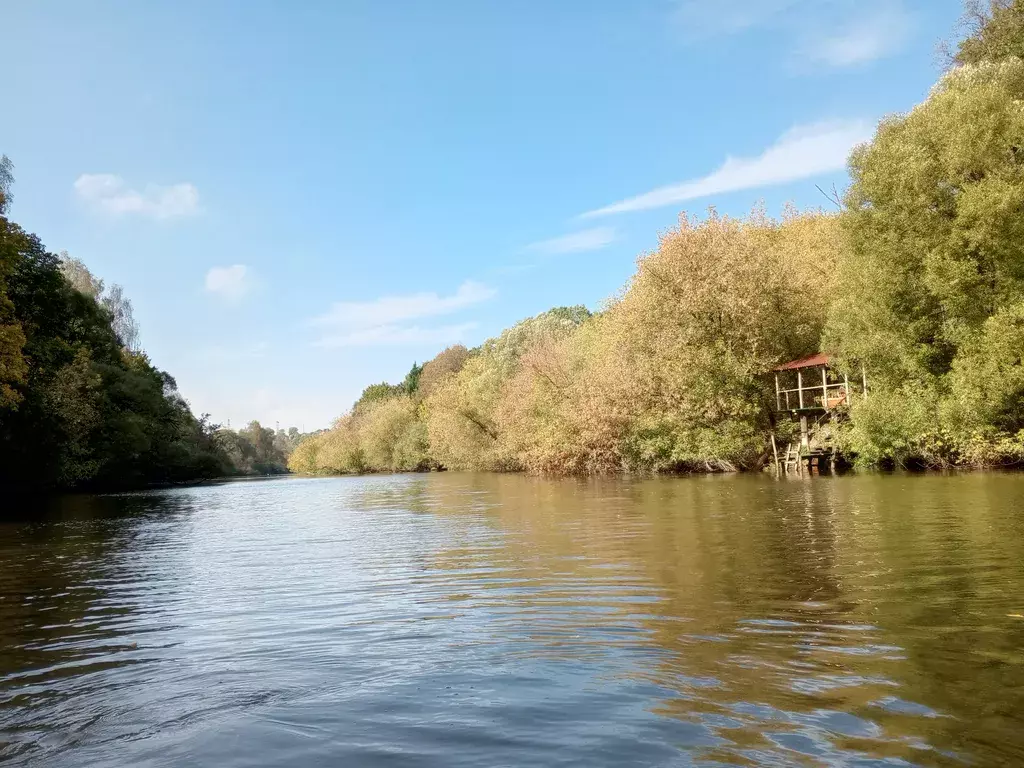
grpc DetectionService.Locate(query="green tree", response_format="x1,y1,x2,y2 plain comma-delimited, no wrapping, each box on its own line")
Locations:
402,362,423,395
0,156,13,215
239,420,288,474
0,216,28,410
825,58,1024,465
353,382,404,413
955,1,1024,66
0,177,229,489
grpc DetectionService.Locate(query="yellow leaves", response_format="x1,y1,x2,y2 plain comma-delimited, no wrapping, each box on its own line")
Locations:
357,395,425,472
304,210,844,477
484,208,842,474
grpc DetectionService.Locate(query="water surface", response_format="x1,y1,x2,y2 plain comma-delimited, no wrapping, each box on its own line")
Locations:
2,473,1023,766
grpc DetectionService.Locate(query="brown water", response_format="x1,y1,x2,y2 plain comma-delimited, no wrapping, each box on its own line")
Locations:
1,473,1023,767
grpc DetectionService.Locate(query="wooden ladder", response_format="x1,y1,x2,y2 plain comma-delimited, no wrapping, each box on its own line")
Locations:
782,442,801,475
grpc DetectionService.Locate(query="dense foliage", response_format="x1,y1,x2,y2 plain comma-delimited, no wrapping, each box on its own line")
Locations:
825,55,1024,466
291,212,841,476
955,1,1024,66
0,170,304,489
294,4,1024,475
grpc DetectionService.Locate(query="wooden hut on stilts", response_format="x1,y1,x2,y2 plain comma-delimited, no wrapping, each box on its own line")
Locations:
770,354,867,475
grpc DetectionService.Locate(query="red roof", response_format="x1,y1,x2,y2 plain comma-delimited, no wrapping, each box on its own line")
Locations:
773,353,832,372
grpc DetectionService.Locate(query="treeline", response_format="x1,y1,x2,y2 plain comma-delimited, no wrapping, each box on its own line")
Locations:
293,4,1024,474
0,166,306,490
216,422,310,476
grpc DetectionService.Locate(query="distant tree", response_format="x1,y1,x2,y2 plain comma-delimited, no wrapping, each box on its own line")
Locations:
546,305,592,325
239,420,288,474
425,306,595,471
418,344,470,398
59,255,103,298
100,283,141,352
0,155,13,215
59,256,140,352
353,382,404,412
402,362,423,395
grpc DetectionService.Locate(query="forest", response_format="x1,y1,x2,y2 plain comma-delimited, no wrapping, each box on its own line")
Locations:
0,169,306,490
291,2,1024,475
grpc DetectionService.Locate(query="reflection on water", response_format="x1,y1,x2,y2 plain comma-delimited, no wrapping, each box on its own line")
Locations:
2,473,1024,766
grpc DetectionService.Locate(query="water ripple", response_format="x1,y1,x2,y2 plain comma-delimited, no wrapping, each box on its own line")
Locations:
2,473,1024,766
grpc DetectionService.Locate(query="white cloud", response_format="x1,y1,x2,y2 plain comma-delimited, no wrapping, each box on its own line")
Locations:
581,119,872,218
310,280,494,348
205,264,251,302
74,173,199,219
311,280,495,329
527,227,616,255
800,8,910,68
671,1,913,68
671,0,801,39
313,322,479,349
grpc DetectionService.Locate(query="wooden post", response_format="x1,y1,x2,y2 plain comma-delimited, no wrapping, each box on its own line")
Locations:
770,432,780,475
822,367,829,410
775,373,781,412
797,370,804,410
861,364,868,400
843,373,850,406
800,414,809,450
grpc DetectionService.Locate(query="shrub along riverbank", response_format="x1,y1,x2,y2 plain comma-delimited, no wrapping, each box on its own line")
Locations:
291,5,1024,475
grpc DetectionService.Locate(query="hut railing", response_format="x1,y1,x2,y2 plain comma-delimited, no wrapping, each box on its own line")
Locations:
775,376,851,411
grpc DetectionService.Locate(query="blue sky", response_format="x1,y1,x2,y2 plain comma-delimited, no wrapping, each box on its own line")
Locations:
3,0,964,430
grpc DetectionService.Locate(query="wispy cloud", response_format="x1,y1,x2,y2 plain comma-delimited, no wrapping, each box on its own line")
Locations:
671,0,801,39
671,1,913,69
312,281,494,329
313,322,479,349
800,7,911,68
582,119,872,218
74,173,199,219
310,280,494,348
205,264,252,302
526,227,616,255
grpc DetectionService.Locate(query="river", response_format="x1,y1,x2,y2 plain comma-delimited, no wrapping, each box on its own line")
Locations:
1,473,1023,766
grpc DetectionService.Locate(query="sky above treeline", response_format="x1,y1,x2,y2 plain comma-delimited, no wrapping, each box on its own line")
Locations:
3,0,965,430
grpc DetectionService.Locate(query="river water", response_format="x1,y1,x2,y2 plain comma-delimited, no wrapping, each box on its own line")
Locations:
1,473,1023,767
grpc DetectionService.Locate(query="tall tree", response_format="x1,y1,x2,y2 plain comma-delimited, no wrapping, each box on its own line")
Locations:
0,155,13,215
955,0,1024,66
825,56,1024,464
